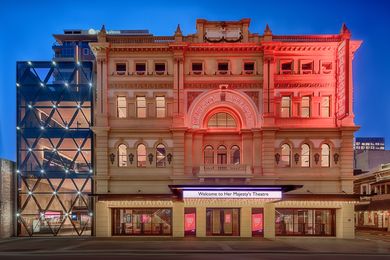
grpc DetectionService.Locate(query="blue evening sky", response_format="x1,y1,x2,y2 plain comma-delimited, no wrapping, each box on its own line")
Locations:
0,0,389,161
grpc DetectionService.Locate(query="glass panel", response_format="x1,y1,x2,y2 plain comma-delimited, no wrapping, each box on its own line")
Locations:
204,146,214,165
281,97,291,118
301,144,310,167
275,209,335,236
156,144,166,168
252,208,264,237
156,96,165,118
301,96,310,118
321,144,330,167
230,145,240,164
184,208,196,236
136,97,146,118
207,112,236,128
321,97,330,117
281,144,291,167
137,144,146,167
118,144,127,167
112,208,172,236
206,208,240,236
117,96,127,118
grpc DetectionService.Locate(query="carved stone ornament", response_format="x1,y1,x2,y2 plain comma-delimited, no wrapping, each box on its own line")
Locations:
314,153,320,164
204,23,243,43
294,153,300,164
275,153,281,164
109,153,115,165
148,153,154,165
333,153,340,164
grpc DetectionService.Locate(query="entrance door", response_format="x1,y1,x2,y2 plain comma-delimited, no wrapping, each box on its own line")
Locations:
217,145,227,170
206,208,240,236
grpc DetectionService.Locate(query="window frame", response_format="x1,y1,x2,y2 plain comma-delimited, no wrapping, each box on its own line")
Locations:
115,63,127,75
116,96,127,118
155,96,166,118
281,144,291,167
118,144,128,167
280,96,291,118
136,96,147,118
321,143,331,167
301,143,310,167
156,143,166,168
137,143,147,168
301,96,311,118
321,96,331,117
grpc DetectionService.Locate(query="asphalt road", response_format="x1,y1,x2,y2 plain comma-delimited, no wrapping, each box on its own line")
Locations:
0,231,388,259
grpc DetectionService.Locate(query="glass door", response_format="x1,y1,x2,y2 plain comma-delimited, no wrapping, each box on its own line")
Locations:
206,208,240,236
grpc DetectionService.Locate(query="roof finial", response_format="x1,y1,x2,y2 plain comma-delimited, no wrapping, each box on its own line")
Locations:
98,24,107,42
264,24,272,36
175,24,182,36
340,23,351,39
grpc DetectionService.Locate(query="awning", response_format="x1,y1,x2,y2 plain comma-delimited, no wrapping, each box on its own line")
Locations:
355,199,390,211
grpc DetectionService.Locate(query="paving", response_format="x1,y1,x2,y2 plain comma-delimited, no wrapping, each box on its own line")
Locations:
0,231,388,259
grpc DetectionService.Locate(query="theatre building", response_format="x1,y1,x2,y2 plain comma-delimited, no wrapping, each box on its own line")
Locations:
90,19,361,238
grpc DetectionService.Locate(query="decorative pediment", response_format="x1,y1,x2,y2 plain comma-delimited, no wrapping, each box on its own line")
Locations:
204,26,243,43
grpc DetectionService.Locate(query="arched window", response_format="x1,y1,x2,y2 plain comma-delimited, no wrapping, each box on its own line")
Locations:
137,144,147,167
217,145,227,164
301,144,310,167
281,144,291,167
118,144,127,167
204,146,214,165
321,144,330,167
230,145,240,164
207,112,236,128
156,144,166,168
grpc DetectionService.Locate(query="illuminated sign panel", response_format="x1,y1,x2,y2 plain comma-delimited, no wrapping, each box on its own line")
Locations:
182,190,282,199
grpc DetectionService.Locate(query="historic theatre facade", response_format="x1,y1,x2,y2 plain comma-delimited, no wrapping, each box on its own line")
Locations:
90,19,361,238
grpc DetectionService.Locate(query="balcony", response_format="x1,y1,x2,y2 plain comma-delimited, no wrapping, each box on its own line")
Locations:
193,164,253,180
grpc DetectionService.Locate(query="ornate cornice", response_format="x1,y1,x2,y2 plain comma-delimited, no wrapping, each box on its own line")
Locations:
275,82,335,88
185,81,262,89
109,82,174,89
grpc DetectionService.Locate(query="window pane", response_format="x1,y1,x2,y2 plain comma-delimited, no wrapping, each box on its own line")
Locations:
321,144,330,167
135,63,146,71
301,144,310,167
156,96,165,118
281,144,291,167
117,96,127,118
204,146,214,165
301,96,310,118
192,63,202,71
137,144,146,167
155,63,165,72
321,97,330,117
118,144,127,167
218,63,229,71
230,145,240,164
207,112,236,128
156,144,166,167
136,97,146,118
244,62,254,71
281,97,291,118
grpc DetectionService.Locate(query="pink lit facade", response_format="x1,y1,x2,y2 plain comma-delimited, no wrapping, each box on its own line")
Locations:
90,19,361,238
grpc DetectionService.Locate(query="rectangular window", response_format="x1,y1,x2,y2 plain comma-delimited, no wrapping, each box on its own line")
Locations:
116,63,126,75
301,96,310,118
217,62,229,74
136,96,147,118
281,61,293,74
154,63,166,75
321,62,332,74
301,61,313,74
275,209,335,236
112,208,172,236
135,63,146,75
156,96,166,118
244,62,255,74
206,208,240,236
184,208,196,236
117,96,127,118
281,96,291,118
321,96,330,117
252,208,264,237
192,63,203,74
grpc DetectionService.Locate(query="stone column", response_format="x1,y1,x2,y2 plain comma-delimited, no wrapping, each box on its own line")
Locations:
262,130,276,176
0,160,15,238
173,202,184,237
240,206,252,237
172,129,186,176
196,207,206,237
263,202,275,239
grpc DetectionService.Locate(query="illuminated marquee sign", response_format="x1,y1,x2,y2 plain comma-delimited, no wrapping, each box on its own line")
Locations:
182,190,282,199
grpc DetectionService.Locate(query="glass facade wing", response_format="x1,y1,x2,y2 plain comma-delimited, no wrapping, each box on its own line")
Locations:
16,61,94,236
